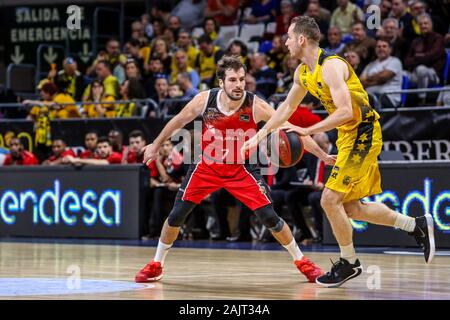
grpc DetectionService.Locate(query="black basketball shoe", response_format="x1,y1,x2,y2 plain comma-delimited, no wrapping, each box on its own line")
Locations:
408,214,435,263
316,258,363,288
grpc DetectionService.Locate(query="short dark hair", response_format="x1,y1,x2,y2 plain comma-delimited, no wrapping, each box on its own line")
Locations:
52,137,66,145
97,136,111,145
291,16,321,44
85,130,98,137
375,36,392,48
41,82,59,95
197,34,213,45
216,55,247,81
129,130,146,141
127,39,141,48
97,60,112,71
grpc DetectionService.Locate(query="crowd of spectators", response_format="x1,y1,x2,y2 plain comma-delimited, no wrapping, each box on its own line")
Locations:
0,0,448,123
1,0,450,243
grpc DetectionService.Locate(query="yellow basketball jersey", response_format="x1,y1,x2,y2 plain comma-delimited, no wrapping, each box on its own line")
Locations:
298,48,379,132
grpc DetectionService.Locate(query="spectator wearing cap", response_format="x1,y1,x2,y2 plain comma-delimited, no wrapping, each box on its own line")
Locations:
24,81,80,120
64,137,122,165
324,26,345,55
404,13,446,102
330,0,364,35
170,0,206,30
195,35,224,88
176,30,200,69
171,50,201,89
3,137,38,166
177,72,199,99
42,138,76,165
204,0,239,26
48,57,89,101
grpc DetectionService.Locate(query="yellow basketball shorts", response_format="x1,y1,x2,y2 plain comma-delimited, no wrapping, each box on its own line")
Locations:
325,120,383,203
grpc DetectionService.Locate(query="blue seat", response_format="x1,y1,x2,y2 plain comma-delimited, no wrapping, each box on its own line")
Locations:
443,48,450,85
400,74,411,107
342,34,353,44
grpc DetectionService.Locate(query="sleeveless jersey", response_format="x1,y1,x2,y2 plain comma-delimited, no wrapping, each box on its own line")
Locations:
201,88,257,164
298,48,380,132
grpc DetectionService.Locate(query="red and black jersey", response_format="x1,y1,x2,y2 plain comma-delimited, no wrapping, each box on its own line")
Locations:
80,149,95,159
201,88,257,164
4,151,39,166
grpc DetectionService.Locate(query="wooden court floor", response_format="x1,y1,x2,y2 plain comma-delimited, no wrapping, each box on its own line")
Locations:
0,241,449,300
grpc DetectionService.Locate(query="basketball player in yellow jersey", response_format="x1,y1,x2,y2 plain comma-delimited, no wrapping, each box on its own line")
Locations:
243,16,435,288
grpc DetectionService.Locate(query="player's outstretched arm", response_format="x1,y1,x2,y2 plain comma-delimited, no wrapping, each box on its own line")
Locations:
257,66,307,141
254,96,335,166
301,59,354,135
142,91,208,165
241,66,307,155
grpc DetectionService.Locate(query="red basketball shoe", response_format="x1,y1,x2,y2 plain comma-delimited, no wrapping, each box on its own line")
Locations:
135,260,163,283
295,257,323,283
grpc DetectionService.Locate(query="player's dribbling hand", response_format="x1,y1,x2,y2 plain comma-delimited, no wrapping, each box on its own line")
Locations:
323,154,337,166
282,125,310,136
142,143,159,166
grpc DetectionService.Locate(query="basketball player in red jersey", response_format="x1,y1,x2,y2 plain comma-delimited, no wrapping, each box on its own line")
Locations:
135,56,336,283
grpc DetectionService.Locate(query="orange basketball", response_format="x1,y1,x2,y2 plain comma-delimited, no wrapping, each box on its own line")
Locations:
270,129,304,168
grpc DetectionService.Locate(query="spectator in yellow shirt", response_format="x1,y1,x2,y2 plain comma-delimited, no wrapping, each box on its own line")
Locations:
83,61,121,100
170,50,201,88
25,81,80,120
177,30,199,69
195,35,224,88
82,80,116,118
116,77,146,117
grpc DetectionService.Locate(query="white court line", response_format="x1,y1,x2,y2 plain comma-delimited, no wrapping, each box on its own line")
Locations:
383,251,450,256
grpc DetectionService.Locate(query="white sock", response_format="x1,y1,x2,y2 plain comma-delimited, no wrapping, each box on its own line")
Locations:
394,214,416,232
283,239,304,261
340,243,357,264
154,240,172,266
